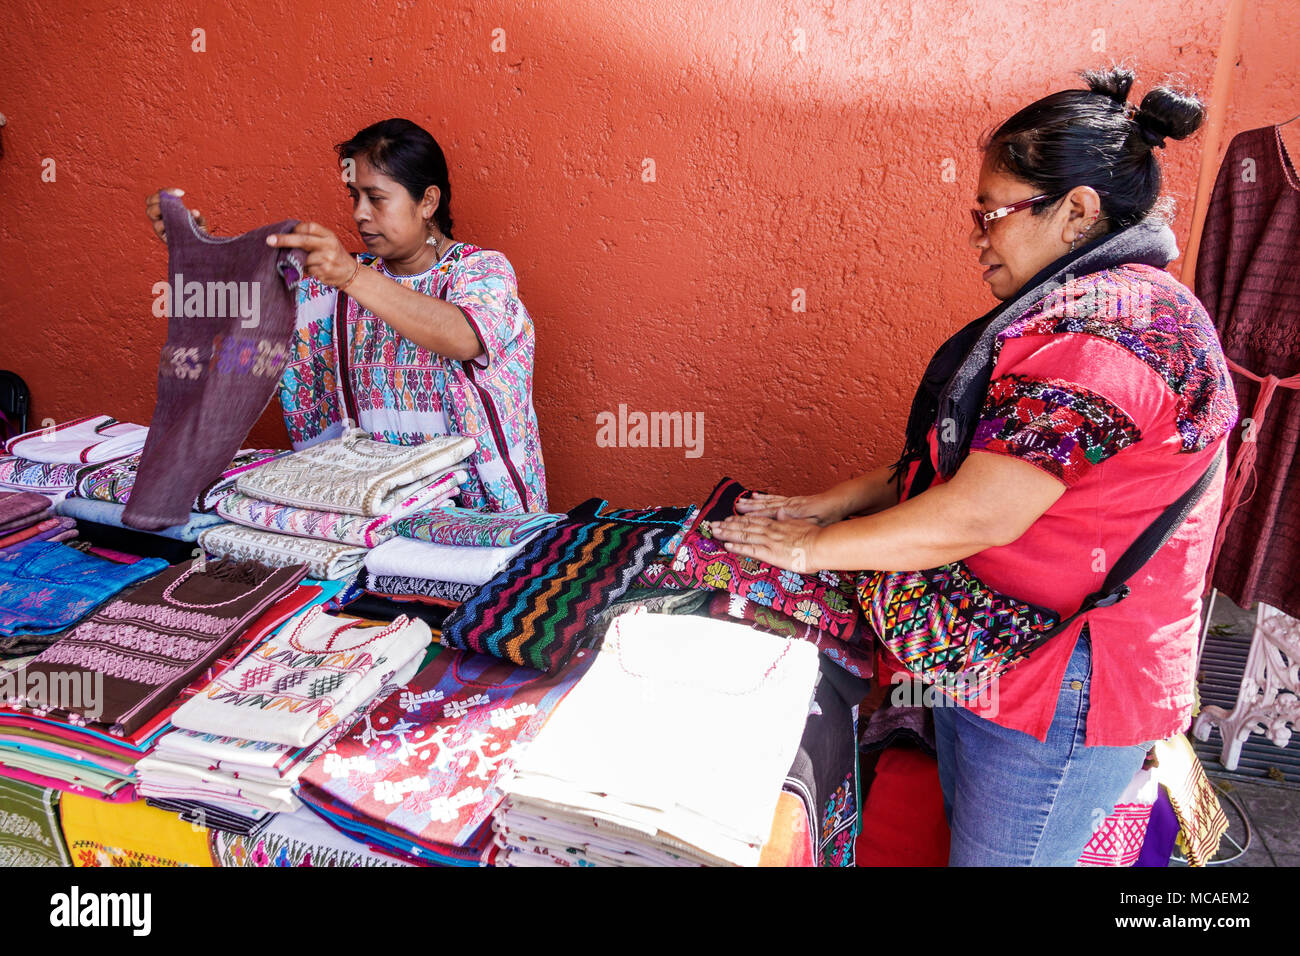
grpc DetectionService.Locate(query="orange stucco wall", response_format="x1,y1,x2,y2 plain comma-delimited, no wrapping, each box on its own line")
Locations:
1,1,1294,510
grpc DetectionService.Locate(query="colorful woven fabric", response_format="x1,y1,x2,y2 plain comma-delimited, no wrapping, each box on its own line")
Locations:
211,806,411,867
1153,734,1229,867
218,468,464,548
73,448,289,512
709,592,875,679
0,776,71,866
0,516,75,551
1001,265,1238,454
60,793,212,867
666,479,862,640
172,604,431,748
197,523,366,580
235,428,475,517
657,504,698,556
20,559,307,735
856,561,1059,700
359,570,479,604
280,245,549,513
0,456,87,493
300,646,596,856
439,499,672,671
0,541,168,642
973,374,1144,486
119,581,339,746
782,656,867,867
1077,767,1156,867
634,560,696,590
393,505,563,548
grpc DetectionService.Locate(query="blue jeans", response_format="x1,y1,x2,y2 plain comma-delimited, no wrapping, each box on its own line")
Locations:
932,628,1154,866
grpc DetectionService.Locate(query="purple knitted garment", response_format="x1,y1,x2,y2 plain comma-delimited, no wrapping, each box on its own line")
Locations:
123,194,305,531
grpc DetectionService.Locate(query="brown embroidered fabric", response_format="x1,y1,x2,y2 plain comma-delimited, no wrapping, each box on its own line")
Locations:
21,559,306,735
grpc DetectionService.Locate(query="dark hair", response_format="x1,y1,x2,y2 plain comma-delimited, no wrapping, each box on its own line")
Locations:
980,65,1206,231
336,118,454,238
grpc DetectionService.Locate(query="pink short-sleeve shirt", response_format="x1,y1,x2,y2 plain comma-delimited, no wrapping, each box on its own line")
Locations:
902,264,1239,746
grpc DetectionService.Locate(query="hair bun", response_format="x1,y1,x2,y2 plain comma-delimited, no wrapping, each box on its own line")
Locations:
1136,83,1207,147
1132,109,1168,149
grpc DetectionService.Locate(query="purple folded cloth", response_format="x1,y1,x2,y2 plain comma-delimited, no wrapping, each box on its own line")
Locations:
0,491,51,534
1135,787,1180,867
0,516,77,550
20,516,78,547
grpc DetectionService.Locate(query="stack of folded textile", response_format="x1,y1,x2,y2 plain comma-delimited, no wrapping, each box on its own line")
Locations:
356,506,564,620
492,609,820,867
110,578,344,830
0,558,309,803
199,429,475,580
139,604,432,820
0,491,77,552
0,415,148,503
437,500,688,672
297,643,595,866
59,447,289,543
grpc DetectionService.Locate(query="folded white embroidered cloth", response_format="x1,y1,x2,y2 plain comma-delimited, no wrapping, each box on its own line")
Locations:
171,604,431,748
5,415,148,465
235,428,476,516
500,610,819,867
364,535,525,587
198,524,367,580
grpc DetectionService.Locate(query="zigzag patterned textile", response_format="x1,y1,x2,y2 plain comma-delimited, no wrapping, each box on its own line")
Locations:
438,499,680,672
857,562,1060,701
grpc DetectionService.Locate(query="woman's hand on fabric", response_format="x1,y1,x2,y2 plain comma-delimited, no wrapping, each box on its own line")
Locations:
145,188,206,243
266,222,356,287
732,491,846,526
708,514,825,574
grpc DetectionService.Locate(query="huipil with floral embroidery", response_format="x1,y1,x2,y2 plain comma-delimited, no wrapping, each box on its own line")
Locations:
279,244,547,513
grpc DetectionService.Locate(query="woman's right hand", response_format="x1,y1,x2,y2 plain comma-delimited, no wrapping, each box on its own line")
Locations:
146,188,206,243
733,491,847,526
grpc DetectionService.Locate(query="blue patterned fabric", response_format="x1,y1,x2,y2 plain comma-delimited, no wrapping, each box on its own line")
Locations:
0,541,168,641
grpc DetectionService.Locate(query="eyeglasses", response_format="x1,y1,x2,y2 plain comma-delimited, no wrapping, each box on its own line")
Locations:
970,193,1063,235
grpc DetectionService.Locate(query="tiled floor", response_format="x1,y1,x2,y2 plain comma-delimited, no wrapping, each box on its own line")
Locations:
1191,592,1300,868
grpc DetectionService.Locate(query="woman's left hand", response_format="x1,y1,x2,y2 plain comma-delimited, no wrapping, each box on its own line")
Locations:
709,514,823,574
266,222,357,288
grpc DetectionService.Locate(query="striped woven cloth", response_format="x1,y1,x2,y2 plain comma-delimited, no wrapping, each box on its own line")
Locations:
438,500,688,672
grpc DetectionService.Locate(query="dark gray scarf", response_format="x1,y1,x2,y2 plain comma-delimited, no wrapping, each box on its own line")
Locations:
890,213,1180,494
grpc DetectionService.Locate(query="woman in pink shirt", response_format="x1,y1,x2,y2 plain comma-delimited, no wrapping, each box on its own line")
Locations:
712,66,1239,865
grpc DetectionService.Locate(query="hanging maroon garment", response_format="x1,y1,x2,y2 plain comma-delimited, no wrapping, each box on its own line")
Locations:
1195,125,1300,619
123,194,304,530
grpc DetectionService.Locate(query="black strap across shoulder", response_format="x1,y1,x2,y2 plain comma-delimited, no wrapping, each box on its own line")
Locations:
1048,446,1225,636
